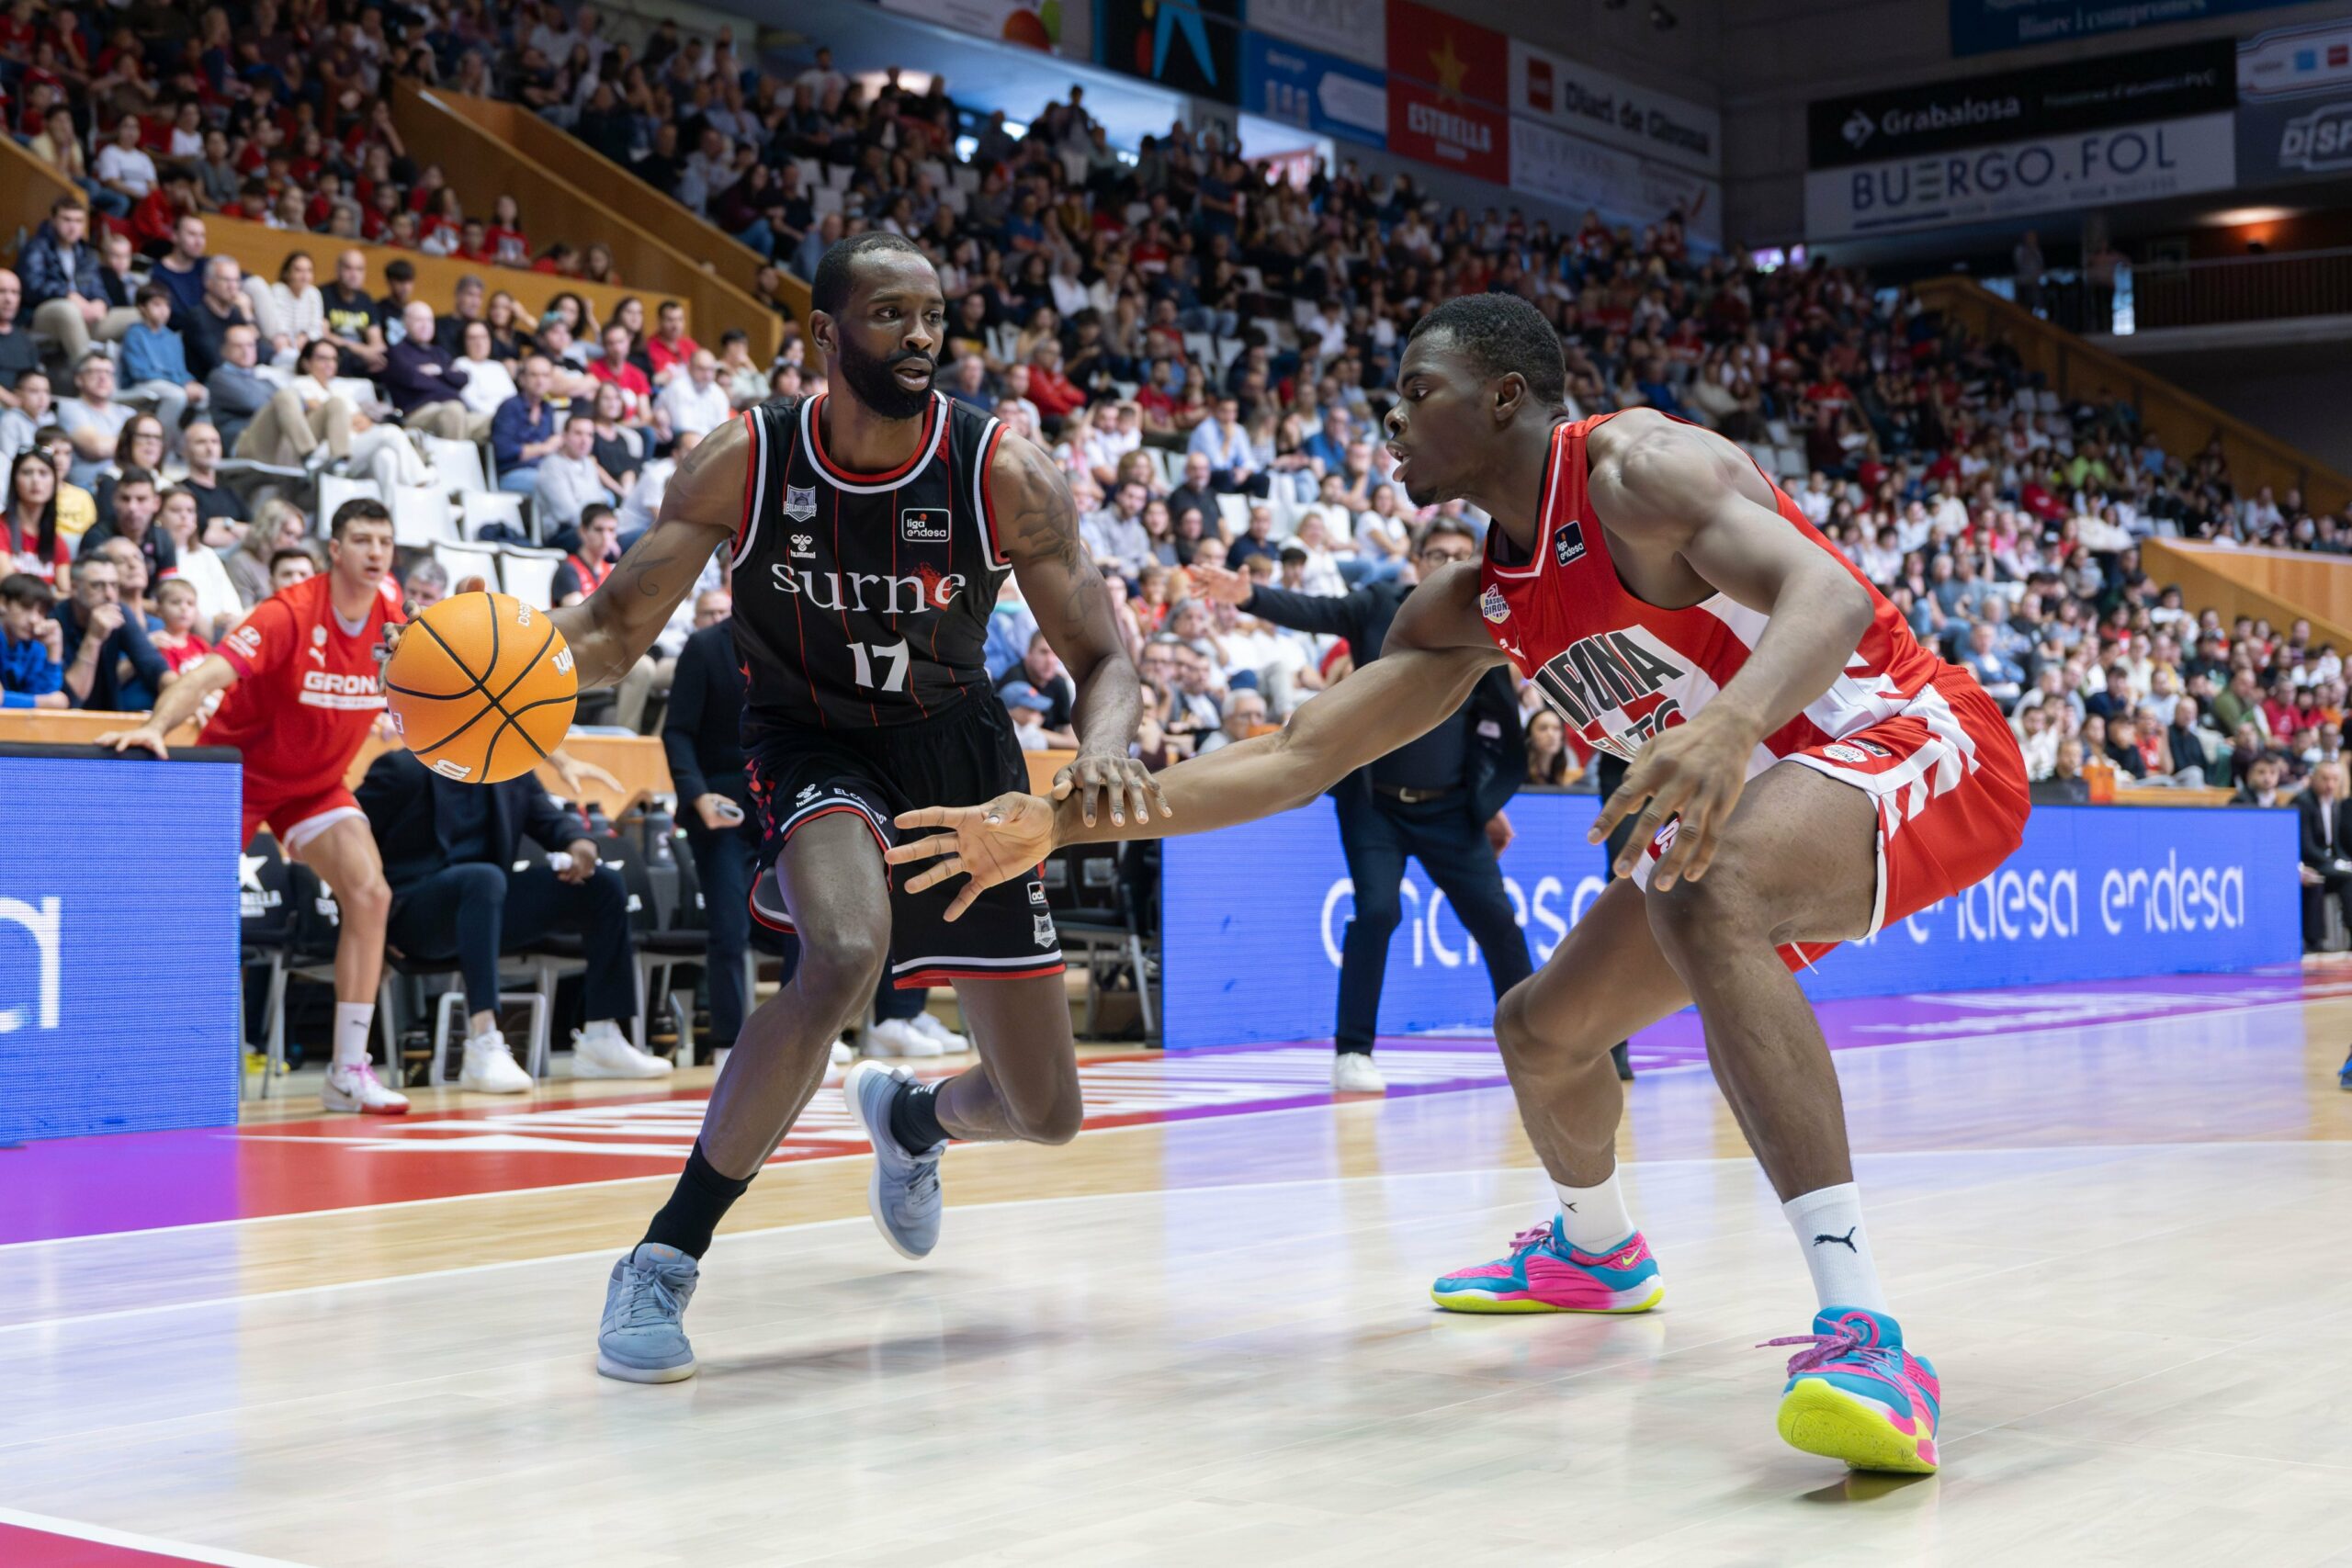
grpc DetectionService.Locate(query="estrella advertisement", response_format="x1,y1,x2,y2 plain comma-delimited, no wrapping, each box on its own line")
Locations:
0,750,242,1141
1159,795,2299,1048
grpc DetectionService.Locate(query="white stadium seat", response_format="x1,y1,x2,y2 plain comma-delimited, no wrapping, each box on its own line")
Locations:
390,485,458,549
496,545,566,610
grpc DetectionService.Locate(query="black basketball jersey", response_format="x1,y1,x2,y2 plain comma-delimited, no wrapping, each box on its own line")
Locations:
729,390,1012,734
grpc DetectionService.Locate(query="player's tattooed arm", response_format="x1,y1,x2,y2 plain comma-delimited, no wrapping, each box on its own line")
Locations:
992,431,1165,829
549,418,741,688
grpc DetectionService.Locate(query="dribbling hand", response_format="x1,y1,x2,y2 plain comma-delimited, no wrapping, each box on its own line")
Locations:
888,793,1057,921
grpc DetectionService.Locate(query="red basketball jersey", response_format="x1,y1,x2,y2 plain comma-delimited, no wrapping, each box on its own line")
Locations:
1478,413,1955,772
203,572,405,795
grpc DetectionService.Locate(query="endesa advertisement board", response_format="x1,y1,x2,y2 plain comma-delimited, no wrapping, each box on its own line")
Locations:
0,748,243,1141
1159,795,2299,1049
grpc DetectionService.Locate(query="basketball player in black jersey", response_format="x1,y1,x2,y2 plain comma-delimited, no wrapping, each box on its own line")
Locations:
547,234,1163,1382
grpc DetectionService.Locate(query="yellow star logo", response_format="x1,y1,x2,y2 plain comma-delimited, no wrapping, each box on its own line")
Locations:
1430,31,1468,99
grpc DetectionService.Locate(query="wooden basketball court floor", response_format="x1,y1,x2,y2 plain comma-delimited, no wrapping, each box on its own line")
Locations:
6,967,2352,1568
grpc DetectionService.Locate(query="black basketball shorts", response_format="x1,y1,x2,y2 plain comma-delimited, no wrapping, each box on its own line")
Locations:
744,695,1066,989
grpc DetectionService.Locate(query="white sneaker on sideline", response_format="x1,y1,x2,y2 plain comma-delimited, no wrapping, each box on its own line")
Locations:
863,1018,943,1058
571,1021,673,1079
1331,1053,1386,1094
909,1011,969,1054
831,1039,854,1066
715,1047,731,1074
458,1031,532,1094
322,1060,410,1114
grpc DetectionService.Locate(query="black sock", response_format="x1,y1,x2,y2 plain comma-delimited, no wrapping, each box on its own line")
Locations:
888,1078,950,1153
640,1140,754,1259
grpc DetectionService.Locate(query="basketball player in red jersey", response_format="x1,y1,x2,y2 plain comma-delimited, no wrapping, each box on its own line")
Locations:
102,500,413,1114
889,294,2030,1474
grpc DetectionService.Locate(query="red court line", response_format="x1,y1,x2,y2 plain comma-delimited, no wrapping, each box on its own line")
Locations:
0,1041,1489,1246
0,1520,304,1567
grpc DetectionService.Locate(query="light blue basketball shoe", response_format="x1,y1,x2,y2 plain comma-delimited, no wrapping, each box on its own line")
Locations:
844,1060,945,1259
595,1242,699,1383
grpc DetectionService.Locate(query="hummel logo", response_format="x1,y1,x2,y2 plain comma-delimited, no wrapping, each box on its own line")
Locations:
1813,1226,1859,1252
791,534,815,558
796,784,820,805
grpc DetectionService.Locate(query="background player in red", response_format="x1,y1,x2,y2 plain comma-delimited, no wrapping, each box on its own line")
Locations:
887,294,2030,1476
101,500,411,1114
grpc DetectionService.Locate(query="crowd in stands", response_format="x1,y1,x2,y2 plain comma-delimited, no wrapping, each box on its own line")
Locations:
7,0,651,289
6,0,2351,852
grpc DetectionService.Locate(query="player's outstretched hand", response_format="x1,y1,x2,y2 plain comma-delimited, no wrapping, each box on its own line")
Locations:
1589,711,1757,891
1186,562,1252,606
376,622,403,670
1053,747,1170,830
95,722,170,760
888,792,1057,921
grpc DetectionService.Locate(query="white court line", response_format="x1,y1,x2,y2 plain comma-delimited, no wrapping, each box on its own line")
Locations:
0,1504,317,1568
2,987,2342,1258
5,1138,2345,1340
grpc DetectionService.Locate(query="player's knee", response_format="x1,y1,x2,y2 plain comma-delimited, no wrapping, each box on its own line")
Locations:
1645,861,1763,953
343,873,394,926
1012,1086,1084,1145
1493,982,1592,1065
1492,984,1544,1063
584,864,626,907
797,920,888,997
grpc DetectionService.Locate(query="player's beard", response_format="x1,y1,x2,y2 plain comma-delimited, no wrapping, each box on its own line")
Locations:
834,336,935,422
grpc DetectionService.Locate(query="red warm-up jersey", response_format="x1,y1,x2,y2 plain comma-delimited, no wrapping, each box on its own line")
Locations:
202,573,405,794
1479,412,1957,772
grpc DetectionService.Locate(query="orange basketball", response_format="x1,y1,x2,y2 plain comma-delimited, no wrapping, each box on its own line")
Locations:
381,592,578,784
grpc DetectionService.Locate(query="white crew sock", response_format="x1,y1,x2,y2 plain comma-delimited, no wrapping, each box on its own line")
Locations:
333,1003,375,1070
1553,1173,1636,1252
1783,1182,1891,1314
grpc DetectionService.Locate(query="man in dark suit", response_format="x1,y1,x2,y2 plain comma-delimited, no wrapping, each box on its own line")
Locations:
1193,518,1532,1094
2297,760,2352,952
663,590,762,1064
356,746,673,1092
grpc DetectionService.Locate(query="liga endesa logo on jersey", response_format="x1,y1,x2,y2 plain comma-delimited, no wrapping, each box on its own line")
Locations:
899,507,953,544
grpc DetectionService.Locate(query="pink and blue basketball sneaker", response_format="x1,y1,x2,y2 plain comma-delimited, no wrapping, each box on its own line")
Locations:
1764,1307,1941,1473
1429,1217,1664,1314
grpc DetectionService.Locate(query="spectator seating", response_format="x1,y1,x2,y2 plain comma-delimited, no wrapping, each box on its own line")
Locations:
28,0,2352,1064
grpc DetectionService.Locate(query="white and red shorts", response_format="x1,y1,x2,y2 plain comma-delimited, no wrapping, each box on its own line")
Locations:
243,779,366,856
1643,677,2030,969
